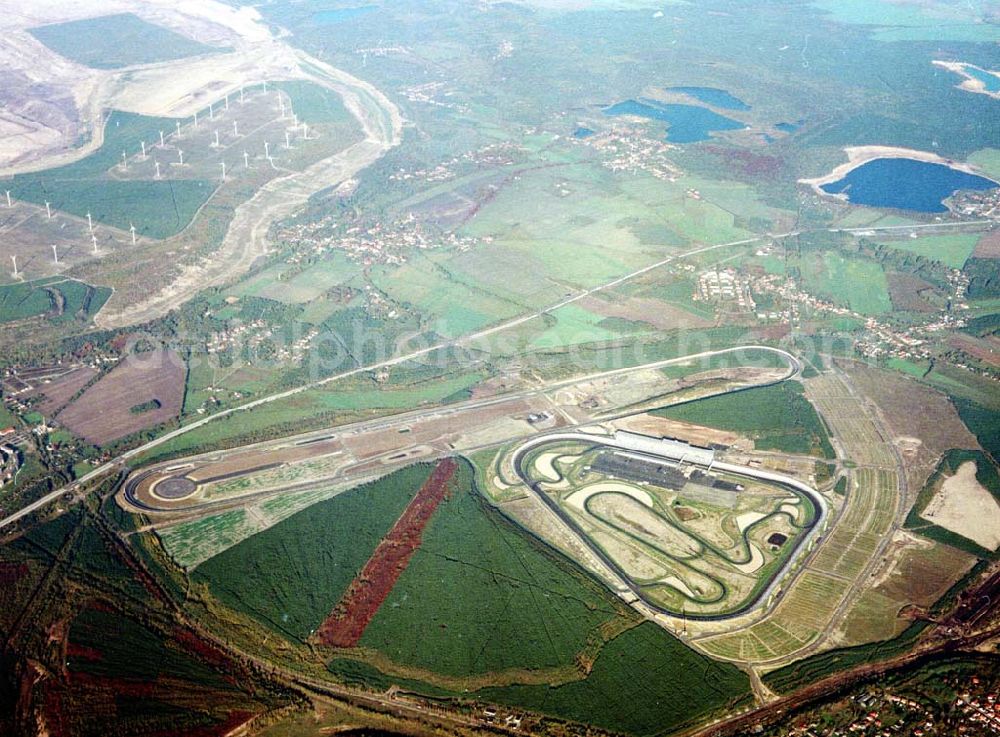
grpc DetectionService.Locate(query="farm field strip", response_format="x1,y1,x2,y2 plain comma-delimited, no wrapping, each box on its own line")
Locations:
692,372,905,665
315,459,458,648
805,375,897,469
696,571,850,662
810,470,900,581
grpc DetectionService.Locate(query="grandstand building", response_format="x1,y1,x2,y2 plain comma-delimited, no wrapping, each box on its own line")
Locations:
612,431,716,467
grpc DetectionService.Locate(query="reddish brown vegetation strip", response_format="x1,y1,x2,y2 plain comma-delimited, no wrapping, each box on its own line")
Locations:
948,334,1000,368
0,561,29,583
887,272,937,313
315,458,458,648
704,145,786,179
54,349,184,445
973,230,1000,259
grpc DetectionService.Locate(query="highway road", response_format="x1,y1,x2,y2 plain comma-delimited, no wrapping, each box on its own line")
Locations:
0,217,987,530
121,345,799,514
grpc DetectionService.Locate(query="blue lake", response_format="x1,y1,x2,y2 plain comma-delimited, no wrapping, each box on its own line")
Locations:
666,86,750,111
603,99,745,144
313,6,377,24
573,126,595,138
964,65,1000,93
820,158,998,213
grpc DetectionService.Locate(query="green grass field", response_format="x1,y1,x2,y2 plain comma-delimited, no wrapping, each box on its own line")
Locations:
968,148,1000,180
653,381,836,458
277,81,356,125
800,252,892,315
30,13,223,69
331,622,751,736
0,278,111,324
332,461,751,734
477,622,751,736
530,303,647,349
954,399,1000,463
878,234,981,270
9,111,212,238
358,462,625,677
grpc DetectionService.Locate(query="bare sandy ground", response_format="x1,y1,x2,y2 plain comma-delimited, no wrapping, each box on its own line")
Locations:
610,413,750,450
0,0,275,174
933,60,1000,101
921,461,1000,551
0,0,404,326
799,145,998,198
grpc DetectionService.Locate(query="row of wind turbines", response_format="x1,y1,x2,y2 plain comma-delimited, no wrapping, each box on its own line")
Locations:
7,81,316,280
117,82,313,184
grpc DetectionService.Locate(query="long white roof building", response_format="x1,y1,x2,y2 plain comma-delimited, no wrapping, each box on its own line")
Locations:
612,430,716,467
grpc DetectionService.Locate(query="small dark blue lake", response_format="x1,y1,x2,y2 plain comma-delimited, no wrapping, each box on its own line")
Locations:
666,86,750,111
573,126,595,138
603,99,745,144
776,120,804,133
313,5,377,24
820,158,998,213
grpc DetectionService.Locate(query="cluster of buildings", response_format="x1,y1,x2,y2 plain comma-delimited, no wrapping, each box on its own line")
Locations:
950,188,1000,220
204,317,319,365
770,689,938,737
695,268,756,312
389,141,523,185
947,268,971,307
956,682,1000,733
576,125,682,181
279,212,483,266
398,80,467,111
481,708,522,730
494,39,514,60
0,438,20,487
744,268,989,372
362,284,400,321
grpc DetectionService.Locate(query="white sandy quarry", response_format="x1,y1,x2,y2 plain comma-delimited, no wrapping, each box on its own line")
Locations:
0,0,404,327
921,461,1000,551
0,0,278,174
933,60,1000,101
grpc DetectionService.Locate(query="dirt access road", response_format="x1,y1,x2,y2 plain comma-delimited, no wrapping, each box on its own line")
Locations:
94,25,403,326
96,49,403,327
0,0,402,326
